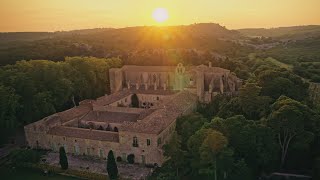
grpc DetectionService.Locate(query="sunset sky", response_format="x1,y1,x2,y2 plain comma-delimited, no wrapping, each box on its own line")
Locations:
1,0,319,32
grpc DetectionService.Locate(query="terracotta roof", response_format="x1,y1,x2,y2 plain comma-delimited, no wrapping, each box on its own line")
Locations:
122,65,176,72
138,109,157,120
81,111,139,123
94,90,132,106
121,90,197,134
132,89,178,95
43,114,62,126
48,126,119,142
57,104,92,123
94,89,177,106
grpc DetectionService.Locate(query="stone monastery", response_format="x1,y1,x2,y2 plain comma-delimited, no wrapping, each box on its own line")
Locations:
25,63,242,166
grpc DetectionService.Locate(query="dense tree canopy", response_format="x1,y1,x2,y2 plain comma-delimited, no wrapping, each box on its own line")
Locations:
0,57,122,144
154,50,319,179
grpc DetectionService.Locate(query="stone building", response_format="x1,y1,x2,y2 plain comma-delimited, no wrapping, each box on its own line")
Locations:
24,63,241,166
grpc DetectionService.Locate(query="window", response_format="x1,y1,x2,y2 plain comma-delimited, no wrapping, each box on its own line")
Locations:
157,138,162,146
64,144,68,153
156,96,160,100
133,137,138,147
74,144,80,155
99,149,104,158
125,98,127,102
147,139,151,146
86,147,90,155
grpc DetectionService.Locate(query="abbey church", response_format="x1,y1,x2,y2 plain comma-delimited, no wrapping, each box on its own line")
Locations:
24,63,241,166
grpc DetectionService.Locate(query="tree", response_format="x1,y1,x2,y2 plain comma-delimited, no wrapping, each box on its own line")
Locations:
199,130,232,180
0,85,20,129
176,113,208,147
206,116,278,174
238,83,272,120
131,94,139,108
59,146,68,170
227,159,253,180
107,150,118,179
163,132,184,177
267,96,315,168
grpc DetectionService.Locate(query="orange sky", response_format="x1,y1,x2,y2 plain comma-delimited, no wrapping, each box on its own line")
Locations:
0,0,319,32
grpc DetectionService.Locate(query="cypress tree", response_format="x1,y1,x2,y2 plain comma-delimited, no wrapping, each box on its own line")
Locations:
107,150,118,179
59,146,68,170
131,94,139,108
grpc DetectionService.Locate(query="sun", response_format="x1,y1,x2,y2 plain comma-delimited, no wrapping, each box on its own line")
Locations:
152,8,169,23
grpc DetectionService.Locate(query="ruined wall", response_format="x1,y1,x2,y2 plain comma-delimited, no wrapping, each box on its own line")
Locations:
109,68,123,93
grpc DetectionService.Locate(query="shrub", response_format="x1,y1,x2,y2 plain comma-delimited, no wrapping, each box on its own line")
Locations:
127,154,135,164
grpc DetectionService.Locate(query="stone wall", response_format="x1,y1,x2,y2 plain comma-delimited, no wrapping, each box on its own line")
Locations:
48,134,120,159
119,131,161,165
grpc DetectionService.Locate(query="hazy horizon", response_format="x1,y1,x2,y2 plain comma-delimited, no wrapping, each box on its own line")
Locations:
1,0,320,32
1,23,320,33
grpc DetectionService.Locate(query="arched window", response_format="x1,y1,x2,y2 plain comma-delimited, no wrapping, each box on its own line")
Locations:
88,122,94,129
132,137,138,147
114,127,118,132
106,124,111,131
153,74,157,83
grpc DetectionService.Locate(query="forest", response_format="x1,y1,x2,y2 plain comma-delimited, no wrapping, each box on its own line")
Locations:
152,52,320,179
0,23,319,179
0,57,122,144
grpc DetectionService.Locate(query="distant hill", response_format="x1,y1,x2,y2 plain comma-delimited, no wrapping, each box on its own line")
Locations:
238,25,320,39
0,23,245,65
0,23,238,46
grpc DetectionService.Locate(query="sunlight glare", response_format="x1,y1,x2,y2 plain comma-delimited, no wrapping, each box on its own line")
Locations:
152,8,169,23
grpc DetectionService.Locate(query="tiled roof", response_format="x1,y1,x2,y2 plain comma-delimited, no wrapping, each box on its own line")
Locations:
94,90,131,106
81,111,139,123
57,104,92,123
43,114,62,126
121,90,197,134
48,126,119,142
133,89,178,95
93,89,177,106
